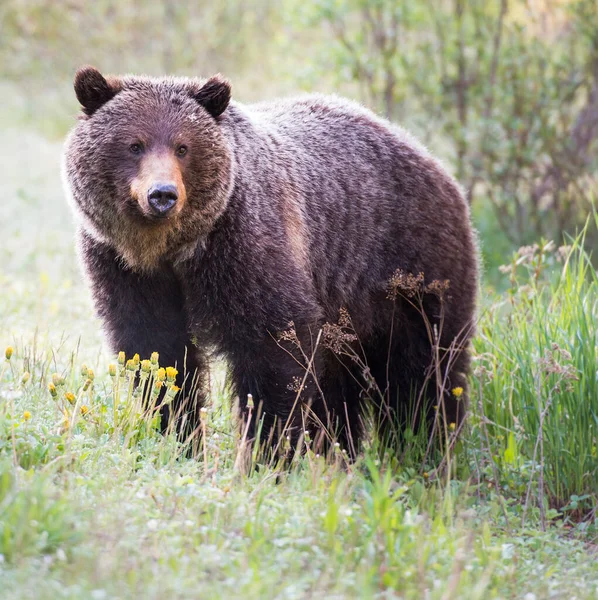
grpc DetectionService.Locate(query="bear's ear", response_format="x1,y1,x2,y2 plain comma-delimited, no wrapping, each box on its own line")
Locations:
74,66,122,117
190,75,231,119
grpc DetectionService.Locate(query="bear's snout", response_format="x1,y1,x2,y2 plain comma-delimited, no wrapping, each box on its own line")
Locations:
130,151,187,220
148,182,178,216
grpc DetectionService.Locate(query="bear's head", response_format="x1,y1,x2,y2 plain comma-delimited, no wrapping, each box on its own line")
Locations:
63,66,234,272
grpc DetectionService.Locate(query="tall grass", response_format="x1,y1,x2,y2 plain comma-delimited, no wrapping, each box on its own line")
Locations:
472,230,598,517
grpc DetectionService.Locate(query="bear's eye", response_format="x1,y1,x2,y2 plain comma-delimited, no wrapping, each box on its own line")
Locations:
176,145,188,157
129,143,143,155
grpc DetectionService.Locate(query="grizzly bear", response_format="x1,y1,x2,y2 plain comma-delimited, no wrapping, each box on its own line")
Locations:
63,66,478,455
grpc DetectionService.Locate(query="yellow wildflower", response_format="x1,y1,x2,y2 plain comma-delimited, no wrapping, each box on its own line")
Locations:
165,367,178,382
80,364,89,377
150,352,159,365
87,367,95,381
154,380,163,390
21,372,30,385
5,346,13,360
118,351,126,365
80,405,89,416
48,382,58,398
156,368,166,381
132,353,140,365
452,387,464,398
83,378,92,391
108,364,117,377
23,410,31,421
141,359,151,373
449,422,456,431
65,392,76,405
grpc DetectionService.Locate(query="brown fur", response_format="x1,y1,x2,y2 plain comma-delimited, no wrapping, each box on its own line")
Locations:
63,67,479,454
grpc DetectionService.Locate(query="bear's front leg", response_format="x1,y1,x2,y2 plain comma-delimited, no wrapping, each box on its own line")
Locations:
229,332,336,457
77,229,207,437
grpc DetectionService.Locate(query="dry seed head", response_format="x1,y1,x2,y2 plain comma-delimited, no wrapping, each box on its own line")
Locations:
246,393,254,409
387,269,425,300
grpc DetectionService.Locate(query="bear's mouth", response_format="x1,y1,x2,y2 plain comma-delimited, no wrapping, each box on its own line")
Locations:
123,197,176,226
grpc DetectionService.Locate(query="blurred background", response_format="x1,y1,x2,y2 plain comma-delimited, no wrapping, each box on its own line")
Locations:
1,0,597,346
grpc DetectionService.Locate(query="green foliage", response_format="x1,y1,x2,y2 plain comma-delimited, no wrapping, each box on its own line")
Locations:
472,228,598,516
0,461,79,563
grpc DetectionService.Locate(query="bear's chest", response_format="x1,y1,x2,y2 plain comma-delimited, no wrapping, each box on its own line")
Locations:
175,254,301,352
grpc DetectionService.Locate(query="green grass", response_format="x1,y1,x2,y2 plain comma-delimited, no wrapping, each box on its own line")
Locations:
2,129,598,599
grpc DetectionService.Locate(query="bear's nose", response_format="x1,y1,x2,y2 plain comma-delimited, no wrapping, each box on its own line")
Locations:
147,183,178,216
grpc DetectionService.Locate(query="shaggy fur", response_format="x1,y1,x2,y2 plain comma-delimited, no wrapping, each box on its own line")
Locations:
63,66,479,453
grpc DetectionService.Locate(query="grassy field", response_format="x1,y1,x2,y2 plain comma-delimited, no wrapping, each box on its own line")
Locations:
1,127,598,599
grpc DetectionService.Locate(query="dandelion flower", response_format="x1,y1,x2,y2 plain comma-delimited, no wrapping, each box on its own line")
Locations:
165,367,178,381
452,387,464,398
23,410,31,421
156,368,166,381
5,346,13,361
